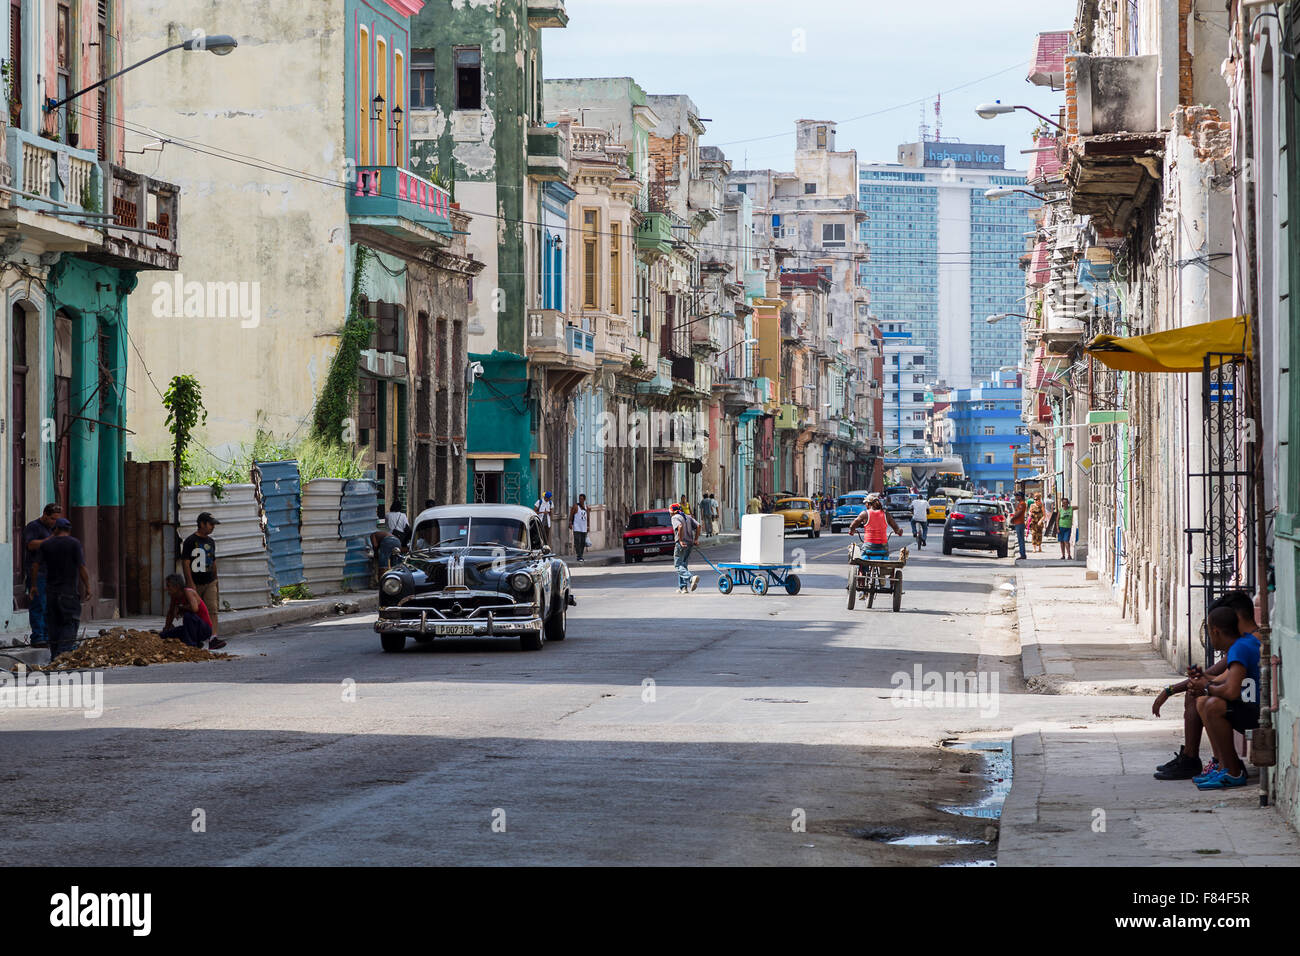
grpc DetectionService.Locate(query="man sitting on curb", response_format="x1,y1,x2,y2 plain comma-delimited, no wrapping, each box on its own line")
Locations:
162,574,224,649
1187,606,1261,790
1152,590,1257,780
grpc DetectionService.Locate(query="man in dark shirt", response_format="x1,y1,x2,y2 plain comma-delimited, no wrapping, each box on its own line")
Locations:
181,512,221,647
29,518,90,662
21,503,62,647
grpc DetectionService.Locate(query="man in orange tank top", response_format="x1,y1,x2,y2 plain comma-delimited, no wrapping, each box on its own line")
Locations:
848,495,902,560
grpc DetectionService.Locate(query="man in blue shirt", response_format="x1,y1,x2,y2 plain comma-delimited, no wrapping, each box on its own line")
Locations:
1189,606,1262,790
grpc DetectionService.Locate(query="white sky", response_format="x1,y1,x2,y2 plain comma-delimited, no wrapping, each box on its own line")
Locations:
544,0,1076,171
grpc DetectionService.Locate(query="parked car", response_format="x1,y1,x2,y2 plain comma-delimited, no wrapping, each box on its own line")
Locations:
374,504,574,652
830,491,870,533
774,497,822,537
942,500,1009,558
623,509,676,563
926,497,950,523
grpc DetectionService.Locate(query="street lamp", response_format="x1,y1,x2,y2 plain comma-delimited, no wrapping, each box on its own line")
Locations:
974,100,1064,131
984,187,1051,202
46,32,237,113
717,336,758,356
987,313,1037,324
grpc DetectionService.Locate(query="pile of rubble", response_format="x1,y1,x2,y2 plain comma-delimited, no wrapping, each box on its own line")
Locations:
35,627,233,670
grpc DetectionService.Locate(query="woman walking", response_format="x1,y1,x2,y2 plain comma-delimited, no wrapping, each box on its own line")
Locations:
1028,494,1045,553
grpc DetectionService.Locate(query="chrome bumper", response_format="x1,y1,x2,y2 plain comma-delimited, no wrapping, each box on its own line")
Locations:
373,609,543,636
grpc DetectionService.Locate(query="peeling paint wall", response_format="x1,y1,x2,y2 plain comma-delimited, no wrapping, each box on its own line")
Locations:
120,1,350,460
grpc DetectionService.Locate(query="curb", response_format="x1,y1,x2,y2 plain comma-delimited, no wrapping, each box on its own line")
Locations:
1,593,380,669
1015,570,1044,680
997,730,1046,865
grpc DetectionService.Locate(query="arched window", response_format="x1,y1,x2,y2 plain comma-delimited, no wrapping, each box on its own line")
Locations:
358,26,371,165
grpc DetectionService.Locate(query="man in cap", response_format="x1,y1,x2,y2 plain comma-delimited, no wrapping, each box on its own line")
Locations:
182,512,225,649
534,491,554,542
28,517,89,662
21,502,62,647
669,502,700,594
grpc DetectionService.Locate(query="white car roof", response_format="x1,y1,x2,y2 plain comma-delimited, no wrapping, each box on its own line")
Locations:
412,504,538,526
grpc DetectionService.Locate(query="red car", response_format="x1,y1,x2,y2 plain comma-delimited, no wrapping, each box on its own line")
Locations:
623,509,676,563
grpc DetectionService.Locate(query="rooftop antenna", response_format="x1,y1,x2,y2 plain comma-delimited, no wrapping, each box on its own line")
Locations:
918,103,929,142
934,93,942,142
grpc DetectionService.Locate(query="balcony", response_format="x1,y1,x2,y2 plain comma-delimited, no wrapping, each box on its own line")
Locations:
687,177,721,225
527,125,570,182
636,357,674,397
636,211,674,258
690,314,721,352
0,127,104,250
624,335,658,381
80,164,180,270
347,165,452,253
527,0,569,28
776,403,802,431
526,309,595,375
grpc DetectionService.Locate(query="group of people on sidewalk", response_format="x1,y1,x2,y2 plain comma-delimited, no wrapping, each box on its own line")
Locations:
1010,492,1075,560
1150,590,1263,791
20,505,227,662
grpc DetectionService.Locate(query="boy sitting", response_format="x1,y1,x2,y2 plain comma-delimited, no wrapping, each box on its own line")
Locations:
1189,606,1261,790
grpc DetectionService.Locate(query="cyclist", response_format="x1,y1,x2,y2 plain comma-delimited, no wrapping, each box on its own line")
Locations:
848,494,903,560
909,495,929,548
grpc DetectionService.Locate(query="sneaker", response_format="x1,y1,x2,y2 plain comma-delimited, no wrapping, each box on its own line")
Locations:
1154,747,1202,780
208,639,227,651
689,575,699,592
1196,768,1248,790
677,586,687,594
1192,760,1222,785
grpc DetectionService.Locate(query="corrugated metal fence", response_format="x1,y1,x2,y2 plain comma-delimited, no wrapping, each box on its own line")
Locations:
252,460,306,589
341,479,381,589
301,478,348,594
179,484,273,610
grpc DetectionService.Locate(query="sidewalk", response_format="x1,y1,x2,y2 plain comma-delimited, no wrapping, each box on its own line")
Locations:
1000,565,1300,866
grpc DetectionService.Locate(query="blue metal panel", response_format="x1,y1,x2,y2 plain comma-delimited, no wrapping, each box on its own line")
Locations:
340,479,381,589
254,460,306,589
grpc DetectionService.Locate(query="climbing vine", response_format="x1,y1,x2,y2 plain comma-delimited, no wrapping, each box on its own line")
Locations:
163,374,207,474
312,245,375,444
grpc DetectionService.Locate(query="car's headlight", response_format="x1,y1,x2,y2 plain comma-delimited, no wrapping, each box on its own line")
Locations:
380,575,404,596
510,572,533,593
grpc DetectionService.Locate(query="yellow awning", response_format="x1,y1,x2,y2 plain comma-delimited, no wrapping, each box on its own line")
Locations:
1085,315,1252,373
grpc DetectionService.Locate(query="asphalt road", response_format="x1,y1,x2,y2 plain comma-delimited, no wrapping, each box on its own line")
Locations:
1,530,1147,866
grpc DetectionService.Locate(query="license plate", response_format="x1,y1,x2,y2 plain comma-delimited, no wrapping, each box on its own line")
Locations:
643,546,662,554
433,624,474,636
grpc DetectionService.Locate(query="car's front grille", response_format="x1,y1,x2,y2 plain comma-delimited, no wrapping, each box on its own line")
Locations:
398,593,516,617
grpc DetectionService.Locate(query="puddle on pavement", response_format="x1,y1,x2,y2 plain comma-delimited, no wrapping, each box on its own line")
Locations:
887,834,984,847
874,739,1012,867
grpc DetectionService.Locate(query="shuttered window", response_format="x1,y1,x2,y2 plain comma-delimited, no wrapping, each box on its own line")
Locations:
582,209,598,310
609,223,621,314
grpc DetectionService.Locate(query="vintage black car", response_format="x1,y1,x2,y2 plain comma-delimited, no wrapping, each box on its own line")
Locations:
373,504,574,652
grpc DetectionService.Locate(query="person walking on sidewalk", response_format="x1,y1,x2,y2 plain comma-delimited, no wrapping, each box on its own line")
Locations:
1152,590,1259,780
161,574,218,648
181,512,222,648
1011,492,1028,560
1056,497,1077,560
534,492,554,543
569,494,589,562
746,493,762,515
1028,495,1045,552
1188,607,1261,790
28,518,90,662
21,502,61,647
670,502,699,594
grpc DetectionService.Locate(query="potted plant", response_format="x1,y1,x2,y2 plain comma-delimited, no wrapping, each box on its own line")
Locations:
65,111,78,148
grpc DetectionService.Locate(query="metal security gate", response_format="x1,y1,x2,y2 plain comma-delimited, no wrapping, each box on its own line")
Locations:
1185,354,1255,659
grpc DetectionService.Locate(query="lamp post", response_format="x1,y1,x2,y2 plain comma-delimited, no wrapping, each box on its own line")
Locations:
46,33,237,114
986,313,1037,324
984,187,1052,202
974,101,1065,131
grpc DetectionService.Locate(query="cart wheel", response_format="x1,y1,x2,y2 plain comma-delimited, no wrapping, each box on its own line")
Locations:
846,565,857,609
750,575,768,596
717,575,734,595
892,571,903,612
784,574,801,596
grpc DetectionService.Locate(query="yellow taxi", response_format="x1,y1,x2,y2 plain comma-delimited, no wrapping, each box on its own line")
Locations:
775,497,822,537
926,497,950,523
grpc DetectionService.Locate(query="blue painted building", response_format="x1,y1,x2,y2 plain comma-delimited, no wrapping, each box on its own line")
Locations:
948,369,1027,494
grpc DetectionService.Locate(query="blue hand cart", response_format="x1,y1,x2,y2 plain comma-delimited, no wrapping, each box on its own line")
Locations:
693,548,801,596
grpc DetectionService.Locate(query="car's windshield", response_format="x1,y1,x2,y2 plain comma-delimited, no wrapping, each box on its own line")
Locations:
779,499,812,510
411,516,529,550
886,495,912,508
628,511,671,530
961,504,1002,516
836,495,865,508
929,498,946,506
